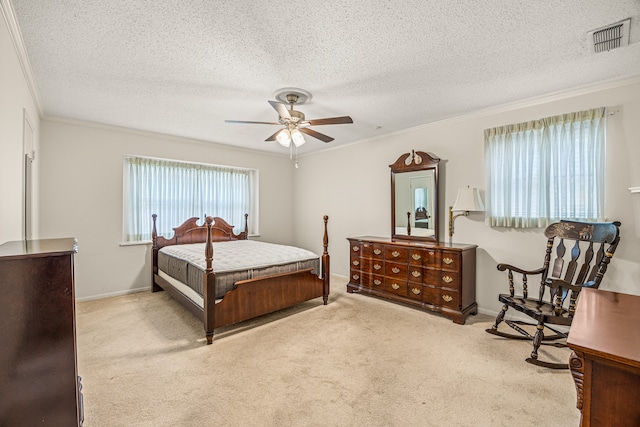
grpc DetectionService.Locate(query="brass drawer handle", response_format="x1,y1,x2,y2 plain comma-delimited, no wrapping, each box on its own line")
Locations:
352,274,360,280
352,246,360,252
442,276,453,283
374,264,382,270
374,249,382,255
392,267,400,274
442,294,453,302
411,270,421,278
412,254,421,260
391,283,400,290
352,260,360,266
411,287,421,295
443,257,453,265
373,279,382,286
392,251,400,257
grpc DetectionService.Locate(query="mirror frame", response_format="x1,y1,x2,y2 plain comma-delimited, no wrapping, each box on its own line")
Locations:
390,150,440,242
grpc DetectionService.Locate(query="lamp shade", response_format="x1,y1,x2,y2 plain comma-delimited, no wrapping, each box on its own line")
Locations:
276,129,291,147
452,187,484,212
291,129,305,147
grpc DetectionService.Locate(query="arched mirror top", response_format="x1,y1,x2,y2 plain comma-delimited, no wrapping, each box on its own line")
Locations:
390,150,440,242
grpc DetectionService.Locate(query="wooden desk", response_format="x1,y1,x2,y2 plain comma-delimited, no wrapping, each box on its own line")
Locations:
567,288,640,427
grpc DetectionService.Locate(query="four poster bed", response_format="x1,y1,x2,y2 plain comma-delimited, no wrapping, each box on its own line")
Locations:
151,214,330,344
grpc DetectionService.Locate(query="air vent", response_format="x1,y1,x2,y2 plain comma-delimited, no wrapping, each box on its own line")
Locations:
589,19,631,53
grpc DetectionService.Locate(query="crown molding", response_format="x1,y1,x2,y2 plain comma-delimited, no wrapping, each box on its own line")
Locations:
1,0,43,117
43,115,290,159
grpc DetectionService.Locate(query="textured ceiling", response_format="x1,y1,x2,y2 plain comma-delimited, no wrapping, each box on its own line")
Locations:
9,0,640,155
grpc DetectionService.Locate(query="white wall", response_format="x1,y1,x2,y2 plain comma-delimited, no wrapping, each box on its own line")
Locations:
293,78,640,315
0,4,40,243
38,119,295,299
8,0,639,309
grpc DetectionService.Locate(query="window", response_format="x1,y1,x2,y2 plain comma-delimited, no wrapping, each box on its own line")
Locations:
123,156,258,242
484,107,606,228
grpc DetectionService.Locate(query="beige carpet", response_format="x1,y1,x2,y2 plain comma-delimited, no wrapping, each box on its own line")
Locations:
76,275,580,427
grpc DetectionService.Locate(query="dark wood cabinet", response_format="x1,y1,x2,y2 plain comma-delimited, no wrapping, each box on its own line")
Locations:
0,238,83,426
567,288,640,427
347,236,477,324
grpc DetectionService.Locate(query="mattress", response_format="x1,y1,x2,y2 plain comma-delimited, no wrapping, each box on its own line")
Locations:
157,240,320,299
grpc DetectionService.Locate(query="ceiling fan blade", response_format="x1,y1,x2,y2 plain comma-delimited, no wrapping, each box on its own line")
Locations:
268,101,291,120
225,120,280,125
299,127,334,143
306,116,353,126
265,129,284,142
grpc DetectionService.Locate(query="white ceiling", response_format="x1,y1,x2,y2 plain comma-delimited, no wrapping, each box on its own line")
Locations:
9,0,640,155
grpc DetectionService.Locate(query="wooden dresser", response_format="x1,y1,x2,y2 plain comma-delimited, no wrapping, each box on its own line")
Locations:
0,238,83,426
567,288,640,427
346,236,477,324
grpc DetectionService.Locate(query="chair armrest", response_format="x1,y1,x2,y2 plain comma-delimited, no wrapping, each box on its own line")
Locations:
545,277,596,293
497,263,546,276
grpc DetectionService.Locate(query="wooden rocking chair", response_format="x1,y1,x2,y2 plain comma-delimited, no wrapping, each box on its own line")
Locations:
486,220,621,369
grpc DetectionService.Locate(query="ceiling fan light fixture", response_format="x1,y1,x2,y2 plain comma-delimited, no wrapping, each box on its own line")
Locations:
276,129,291,147
225,88,352,148
291,129,305,147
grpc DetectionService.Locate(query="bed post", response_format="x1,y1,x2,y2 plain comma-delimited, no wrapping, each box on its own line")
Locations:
322,215,330,305
203,216,216,344
243,213,249,239
151,214,162,292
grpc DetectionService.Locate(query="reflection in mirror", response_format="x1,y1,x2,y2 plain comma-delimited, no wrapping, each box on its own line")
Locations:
390,151,440,242
394,171,435,237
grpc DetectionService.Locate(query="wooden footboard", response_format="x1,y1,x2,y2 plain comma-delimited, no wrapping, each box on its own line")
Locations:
152,214,330,344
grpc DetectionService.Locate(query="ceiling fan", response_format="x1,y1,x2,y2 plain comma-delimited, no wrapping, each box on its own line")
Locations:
225,88,353,148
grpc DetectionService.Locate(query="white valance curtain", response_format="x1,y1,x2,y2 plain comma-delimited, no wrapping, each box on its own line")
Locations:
124,157,252,241
484,107,606,228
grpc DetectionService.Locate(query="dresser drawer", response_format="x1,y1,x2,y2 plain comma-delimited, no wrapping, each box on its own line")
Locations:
370,259,384,274
350,270,362,285
437,271,459,289
424,287,460,309
385,262,407,279
384,277,407,296
385,246,408,263
350,255,362,269
408,266,424,283
407,283,424,301
371,275,384,288
441,252,460,271
372,244,385,259
409,249,425,265
350,242,363,256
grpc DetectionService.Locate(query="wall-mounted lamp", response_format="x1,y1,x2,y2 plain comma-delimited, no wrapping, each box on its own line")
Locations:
449,187,484,244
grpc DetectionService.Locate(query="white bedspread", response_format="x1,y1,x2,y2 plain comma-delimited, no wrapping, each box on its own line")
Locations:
159,240,319,273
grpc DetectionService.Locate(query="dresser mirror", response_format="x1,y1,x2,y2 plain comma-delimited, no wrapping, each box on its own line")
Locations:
390,150,440,242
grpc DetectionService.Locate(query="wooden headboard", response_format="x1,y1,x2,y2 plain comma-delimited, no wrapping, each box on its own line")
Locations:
152,214,248,250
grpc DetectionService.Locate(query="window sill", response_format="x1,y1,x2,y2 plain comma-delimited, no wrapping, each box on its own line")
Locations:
119,240,152,247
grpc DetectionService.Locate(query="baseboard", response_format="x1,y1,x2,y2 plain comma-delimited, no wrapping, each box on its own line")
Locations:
478,307,531,323
76,286,150,302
